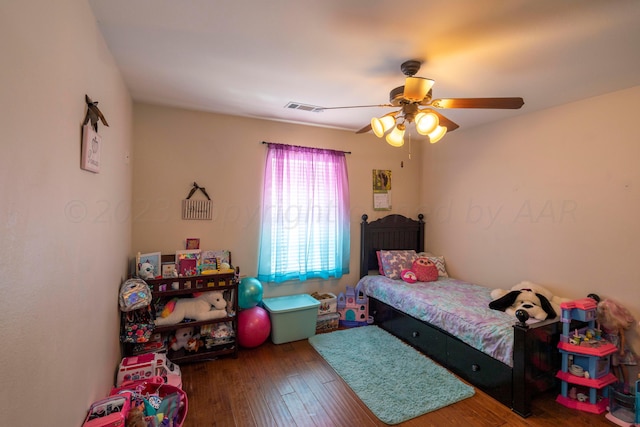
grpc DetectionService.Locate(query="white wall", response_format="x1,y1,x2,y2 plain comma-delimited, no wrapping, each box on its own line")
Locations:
422,86,640,351
0,1,132,425
132,103,423,297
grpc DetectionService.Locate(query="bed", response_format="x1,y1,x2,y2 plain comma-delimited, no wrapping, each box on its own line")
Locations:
358,213,562,417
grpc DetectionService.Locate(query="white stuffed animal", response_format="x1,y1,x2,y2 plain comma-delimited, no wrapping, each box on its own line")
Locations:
170,326,195,351
489,281,570,321
156,291,228,326
138,262,155,280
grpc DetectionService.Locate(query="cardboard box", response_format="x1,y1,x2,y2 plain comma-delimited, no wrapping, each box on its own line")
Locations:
262,294,320,344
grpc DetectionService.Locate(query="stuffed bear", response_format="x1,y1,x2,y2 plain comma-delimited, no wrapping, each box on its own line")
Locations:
401,257,439,283
489,281,569,321
156,291,228,326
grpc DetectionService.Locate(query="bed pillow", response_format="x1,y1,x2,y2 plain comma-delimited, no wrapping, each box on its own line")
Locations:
379,250,417,280
418,253,449,277
375,251,385,275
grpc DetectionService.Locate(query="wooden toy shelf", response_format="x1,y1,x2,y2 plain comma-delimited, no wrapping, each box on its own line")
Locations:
123,268,239,364
152,271,238,364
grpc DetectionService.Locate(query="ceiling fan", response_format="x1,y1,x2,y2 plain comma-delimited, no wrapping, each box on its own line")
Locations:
319,60,524,146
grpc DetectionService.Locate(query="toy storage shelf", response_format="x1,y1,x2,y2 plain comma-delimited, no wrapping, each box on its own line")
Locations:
125,269,239,364
555,298,617,414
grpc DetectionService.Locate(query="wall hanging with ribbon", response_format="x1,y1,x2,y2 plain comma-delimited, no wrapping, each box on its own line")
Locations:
182,182,212,220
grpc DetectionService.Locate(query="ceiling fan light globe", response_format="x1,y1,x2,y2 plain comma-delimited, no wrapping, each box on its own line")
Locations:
428,126,447,144
415,112,439,135
386,125,405,147
404,77,434,102
371,115,396,138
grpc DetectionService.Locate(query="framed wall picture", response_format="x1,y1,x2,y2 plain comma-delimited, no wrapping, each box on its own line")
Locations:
372,169,392,211
81,124,101,173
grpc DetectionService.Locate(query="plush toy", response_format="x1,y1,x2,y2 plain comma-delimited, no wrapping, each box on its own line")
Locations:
595,297,637,388
170,326,195,351
186,336,204,352
401,257,439,283
156,291,227,326
489,281,569,321
137,262,155,280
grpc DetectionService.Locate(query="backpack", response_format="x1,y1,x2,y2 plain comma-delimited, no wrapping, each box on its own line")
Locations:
119,278,155,344
119,278,152,312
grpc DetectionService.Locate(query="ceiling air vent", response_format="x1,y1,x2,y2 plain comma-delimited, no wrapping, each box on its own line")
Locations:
284,102,323,113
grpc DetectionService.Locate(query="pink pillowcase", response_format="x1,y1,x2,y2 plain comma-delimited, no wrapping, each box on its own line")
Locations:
378,250,418,280
376,251,384,275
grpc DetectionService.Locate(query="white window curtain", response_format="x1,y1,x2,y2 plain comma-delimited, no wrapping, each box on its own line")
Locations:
257,143,350,283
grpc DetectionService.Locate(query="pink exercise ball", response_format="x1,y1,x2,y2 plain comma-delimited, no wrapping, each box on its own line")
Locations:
237,306,271,348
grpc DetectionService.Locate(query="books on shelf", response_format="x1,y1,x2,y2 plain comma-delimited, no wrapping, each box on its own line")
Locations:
135,249,232,278
175,249,201,277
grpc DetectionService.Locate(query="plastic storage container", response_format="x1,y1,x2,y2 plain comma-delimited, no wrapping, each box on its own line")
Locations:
316,312,340,333
312,292,337,315
262,294,320,344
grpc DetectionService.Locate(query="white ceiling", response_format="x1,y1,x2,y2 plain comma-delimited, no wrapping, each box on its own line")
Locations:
88,0,640,135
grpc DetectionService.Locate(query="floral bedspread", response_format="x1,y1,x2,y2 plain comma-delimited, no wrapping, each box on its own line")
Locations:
360,275,516,367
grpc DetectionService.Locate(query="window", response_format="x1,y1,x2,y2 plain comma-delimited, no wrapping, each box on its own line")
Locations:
257,143,350,283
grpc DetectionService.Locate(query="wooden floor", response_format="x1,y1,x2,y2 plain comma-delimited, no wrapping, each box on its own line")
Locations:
180,337,615,427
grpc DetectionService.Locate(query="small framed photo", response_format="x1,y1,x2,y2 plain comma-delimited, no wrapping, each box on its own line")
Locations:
186,238,200,250
137,252,162,279
81,124,101,173
161,262,177,278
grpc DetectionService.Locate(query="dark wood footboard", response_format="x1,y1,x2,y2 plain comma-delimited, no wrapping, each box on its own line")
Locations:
369,297,562,417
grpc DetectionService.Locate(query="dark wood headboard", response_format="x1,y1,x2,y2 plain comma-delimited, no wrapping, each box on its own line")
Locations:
359,213,425,278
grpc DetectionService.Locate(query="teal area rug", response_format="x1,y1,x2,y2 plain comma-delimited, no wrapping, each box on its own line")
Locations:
308,326,475,425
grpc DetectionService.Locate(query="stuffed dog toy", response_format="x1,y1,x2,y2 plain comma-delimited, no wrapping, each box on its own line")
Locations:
489,281,568,320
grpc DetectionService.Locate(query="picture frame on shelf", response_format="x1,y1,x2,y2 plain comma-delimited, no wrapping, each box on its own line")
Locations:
186,238,200,250
161,262,177,279
137,252,162,279
175,249,201,277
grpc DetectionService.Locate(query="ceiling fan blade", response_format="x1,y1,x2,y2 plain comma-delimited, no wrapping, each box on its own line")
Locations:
356,123,372,134
430,110,460,132
430,97,524,109
318,103,394,111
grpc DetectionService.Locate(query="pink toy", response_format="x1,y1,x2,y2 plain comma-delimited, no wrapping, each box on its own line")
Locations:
400,257,438,283
237,306,271,348
337,283,370,327
82,394,131,427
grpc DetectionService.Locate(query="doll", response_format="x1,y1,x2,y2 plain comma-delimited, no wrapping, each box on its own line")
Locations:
596,298,637,391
